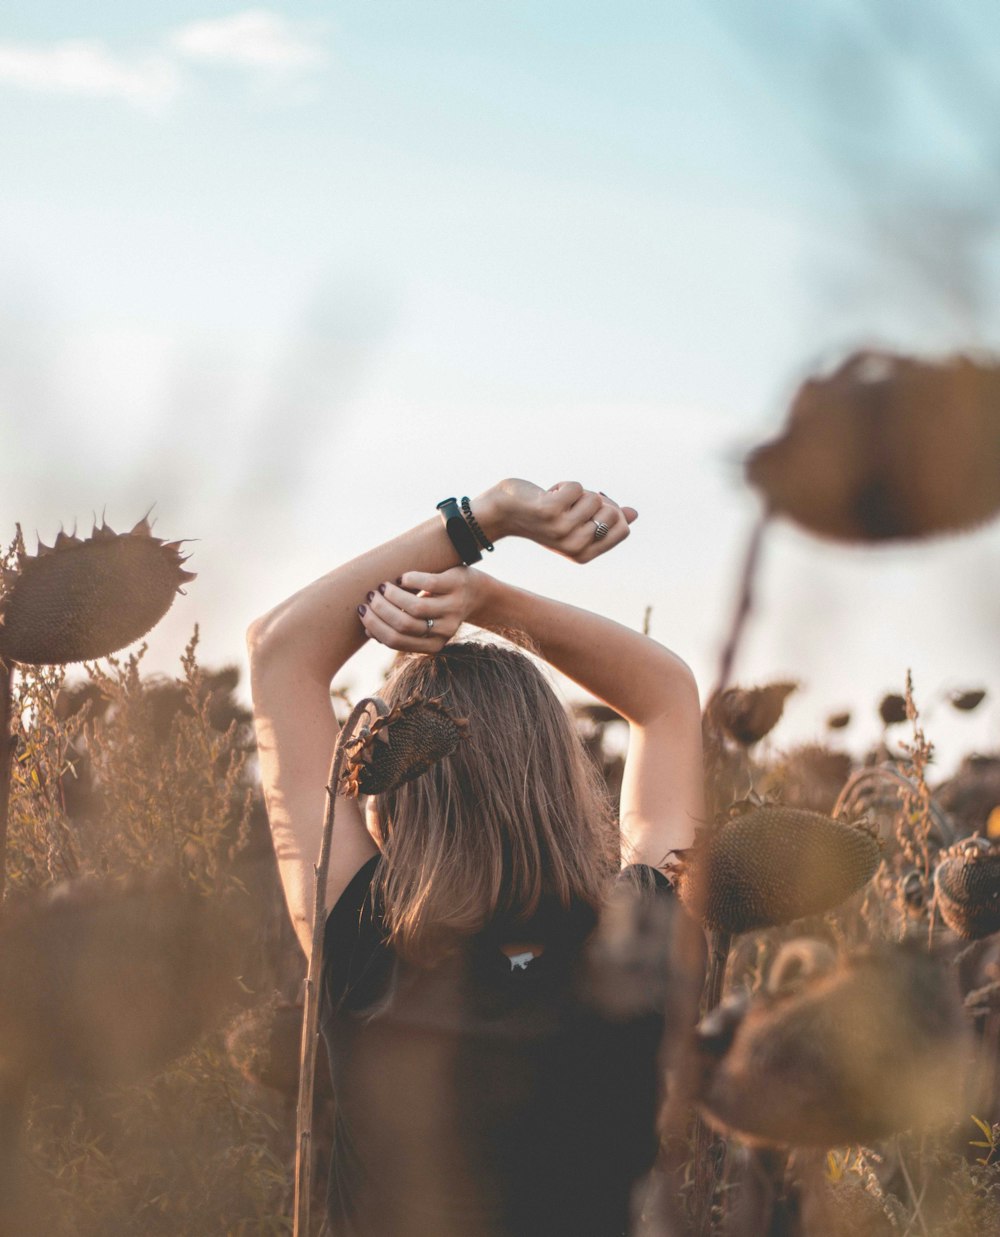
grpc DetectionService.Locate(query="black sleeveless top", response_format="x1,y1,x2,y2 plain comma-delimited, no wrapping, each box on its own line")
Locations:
320,858,672,1237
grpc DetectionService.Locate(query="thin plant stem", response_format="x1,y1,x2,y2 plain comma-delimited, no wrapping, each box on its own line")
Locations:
712,512,769,700
692,929,732,1235
896,1138,930,1237
0,661,14,909
293,698,386,1237
690,511,768,1232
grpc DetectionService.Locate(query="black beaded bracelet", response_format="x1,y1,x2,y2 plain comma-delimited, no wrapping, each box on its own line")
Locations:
460,497,494,552
436,498,482,565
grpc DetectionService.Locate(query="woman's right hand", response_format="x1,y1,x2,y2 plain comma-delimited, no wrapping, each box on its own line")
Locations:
480,478,638,563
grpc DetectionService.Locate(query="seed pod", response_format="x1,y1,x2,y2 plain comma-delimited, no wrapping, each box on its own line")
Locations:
696,945,971,1147
340,695,467,797
674,805,881,934
708,682,797,747
879,693,908,726
934,836,1000,938
0,876,235,1084
950,688,987,712
745,351,1000,543
0,517,194,665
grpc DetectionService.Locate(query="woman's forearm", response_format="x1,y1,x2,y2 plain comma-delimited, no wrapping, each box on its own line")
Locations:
468,575,699,726
247,489,509,681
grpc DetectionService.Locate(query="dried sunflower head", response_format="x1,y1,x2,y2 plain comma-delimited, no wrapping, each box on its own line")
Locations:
671,802,881,934
878,692,908,726
339,695,467,797
745,350,1000,543
934,836,1000,938
950,688,987,712
0,516,194,665
696,944,971,1147
706,681,797,747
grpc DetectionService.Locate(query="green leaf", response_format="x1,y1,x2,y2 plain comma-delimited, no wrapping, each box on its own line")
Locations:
972,1114,993,1139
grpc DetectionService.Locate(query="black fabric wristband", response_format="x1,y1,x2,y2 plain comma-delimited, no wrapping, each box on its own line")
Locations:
436,497,482,565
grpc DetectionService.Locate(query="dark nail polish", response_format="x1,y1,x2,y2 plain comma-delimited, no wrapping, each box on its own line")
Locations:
378,583,387,595
357,604,367,617
366,591,375,603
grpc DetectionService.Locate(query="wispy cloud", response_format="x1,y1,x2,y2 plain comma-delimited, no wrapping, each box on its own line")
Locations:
0,11,327,112
170,11,326,71
0,38,179,110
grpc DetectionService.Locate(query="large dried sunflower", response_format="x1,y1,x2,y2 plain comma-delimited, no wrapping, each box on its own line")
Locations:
671,802,881,934
745,351,1000,543
0,516,194,665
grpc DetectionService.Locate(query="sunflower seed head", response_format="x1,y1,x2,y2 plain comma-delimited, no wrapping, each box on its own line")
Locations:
0,516,195,665
339,695,467,797
671,805,882,933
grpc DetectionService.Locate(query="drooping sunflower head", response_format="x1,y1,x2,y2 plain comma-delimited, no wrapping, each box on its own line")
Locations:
0,516,194,665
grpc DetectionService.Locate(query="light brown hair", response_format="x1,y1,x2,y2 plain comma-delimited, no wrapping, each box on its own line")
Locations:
369,640,617,965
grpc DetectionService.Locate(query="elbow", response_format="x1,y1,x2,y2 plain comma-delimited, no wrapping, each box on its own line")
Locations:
671,658,701,709
246,612,280,666
644,655,701,726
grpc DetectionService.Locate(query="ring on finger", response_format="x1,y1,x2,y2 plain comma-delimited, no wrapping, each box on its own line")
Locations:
424,617,435,635
592,519,610,541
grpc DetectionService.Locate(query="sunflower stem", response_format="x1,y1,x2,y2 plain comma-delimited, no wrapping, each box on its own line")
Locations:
712,512,769,699
0,662,13,909
692,928,732,1235
293,698,386,1237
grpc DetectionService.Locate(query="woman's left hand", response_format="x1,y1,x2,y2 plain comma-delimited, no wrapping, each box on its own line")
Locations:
358,566,483,652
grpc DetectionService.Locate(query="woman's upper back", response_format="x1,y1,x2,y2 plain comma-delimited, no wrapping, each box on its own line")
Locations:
320,856,673,1237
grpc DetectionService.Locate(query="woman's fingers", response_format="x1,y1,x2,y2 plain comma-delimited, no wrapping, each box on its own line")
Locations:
359,576,462,650
361,603,448,652
365,588,441,636
397,569,459,596
576,501,633,563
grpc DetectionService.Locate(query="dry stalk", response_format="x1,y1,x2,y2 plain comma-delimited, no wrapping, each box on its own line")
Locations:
692,928,733,1235
690,513,770,1234
293,698,387,1237
0,661,12,907
714,513,769,700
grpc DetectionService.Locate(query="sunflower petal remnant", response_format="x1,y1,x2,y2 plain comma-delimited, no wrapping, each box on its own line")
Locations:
745,351,1000,543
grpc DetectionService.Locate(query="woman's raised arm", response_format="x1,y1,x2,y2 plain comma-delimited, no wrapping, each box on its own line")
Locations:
361,538,704,874
246,479,637,952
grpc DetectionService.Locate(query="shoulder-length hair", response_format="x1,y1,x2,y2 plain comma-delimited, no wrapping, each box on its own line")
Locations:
368,639,617,965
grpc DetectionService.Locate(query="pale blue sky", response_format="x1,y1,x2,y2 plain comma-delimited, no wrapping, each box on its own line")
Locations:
1,2,999,773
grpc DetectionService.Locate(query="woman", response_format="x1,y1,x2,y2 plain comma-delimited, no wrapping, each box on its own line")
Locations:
247,478,704,1236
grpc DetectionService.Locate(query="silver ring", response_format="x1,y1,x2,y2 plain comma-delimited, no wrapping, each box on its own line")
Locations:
592,519,610,541
425,617,435,634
